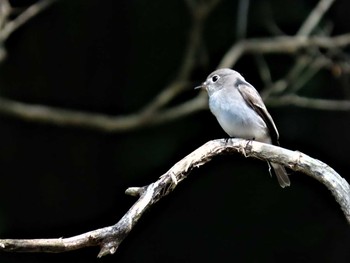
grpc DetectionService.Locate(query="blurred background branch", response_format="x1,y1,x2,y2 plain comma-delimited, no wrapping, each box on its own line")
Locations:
0,0,56,62
0,0,349,132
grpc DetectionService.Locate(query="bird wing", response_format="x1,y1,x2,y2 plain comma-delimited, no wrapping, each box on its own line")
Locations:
235,78,280,145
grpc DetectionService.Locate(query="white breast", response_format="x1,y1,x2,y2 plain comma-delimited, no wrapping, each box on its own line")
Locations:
208,88,269,142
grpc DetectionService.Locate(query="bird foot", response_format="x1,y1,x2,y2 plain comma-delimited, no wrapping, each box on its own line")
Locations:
241,139,253,157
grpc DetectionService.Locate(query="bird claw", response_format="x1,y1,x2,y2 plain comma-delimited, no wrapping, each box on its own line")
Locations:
241,139,253,157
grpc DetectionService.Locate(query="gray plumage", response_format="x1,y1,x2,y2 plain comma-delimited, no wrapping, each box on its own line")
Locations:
196,68,290,188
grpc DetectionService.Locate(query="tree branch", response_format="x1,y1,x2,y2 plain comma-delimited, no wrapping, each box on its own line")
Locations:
140,0,220,115
0,0,348,131
1,32,350,132
297,0,335,36
0,0,57,41
219,33,350,68
0,0,56,62
0,139,349,257
259,0,335,97
0,94,208,132
266,94,350,111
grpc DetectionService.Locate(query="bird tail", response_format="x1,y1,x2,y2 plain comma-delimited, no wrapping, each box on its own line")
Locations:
270,162,290,188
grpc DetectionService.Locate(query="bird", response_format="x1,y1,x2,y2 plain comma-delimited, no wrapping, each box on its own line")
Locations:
195,68,290,188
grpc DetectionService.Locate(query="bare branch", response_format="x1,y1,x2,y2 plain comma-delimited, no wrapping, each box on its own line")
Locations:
0,30,349,132
0,0,347,132
297,0,335,36
186,0,221,20
260,0,336,97
261,55,315,99
0,0,56,41
267,94,350,111
288,58,322,93
0,0,11,30
0,94,207,132
0,139,348,257
0,0,56,63
219,33,350,68
139,81,189,115
255,54,272,86
139,0,220,115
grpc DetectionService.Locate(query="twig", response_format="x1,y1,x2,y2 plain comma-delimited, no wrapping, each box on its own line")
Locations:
0,139,348,257
261,0,335,97
0,0,56,41
266,94,350,111
219,33,350,68
1,33,350,131
0,0,11,30
0,0,347,133
297,0,335,36
0,0,56,63
0,94,208,132
141,0,220,115
260,55,315,99
288,57,323,93
255,54,272,86
262,1,286,36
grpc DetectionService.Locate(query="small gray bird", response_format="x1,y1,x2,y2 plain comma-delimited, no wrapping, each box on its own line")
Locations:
196,68,290,188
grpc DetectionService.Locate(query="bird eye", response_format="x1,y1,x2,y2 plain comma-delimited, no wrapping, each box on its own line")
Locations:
211,75,219,82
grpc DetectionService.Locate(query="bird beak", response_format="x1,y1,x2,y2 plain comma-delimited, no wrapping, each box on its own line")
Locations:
194,82,207,90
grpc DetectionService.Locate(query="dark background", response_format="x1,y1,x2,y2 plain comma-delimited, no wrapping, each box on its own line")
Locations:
0,0,350,262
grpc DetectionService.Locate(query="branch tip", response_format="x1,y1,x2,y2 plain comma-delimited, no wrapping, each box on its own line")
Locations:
97,245,117,258
125,187,144,197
